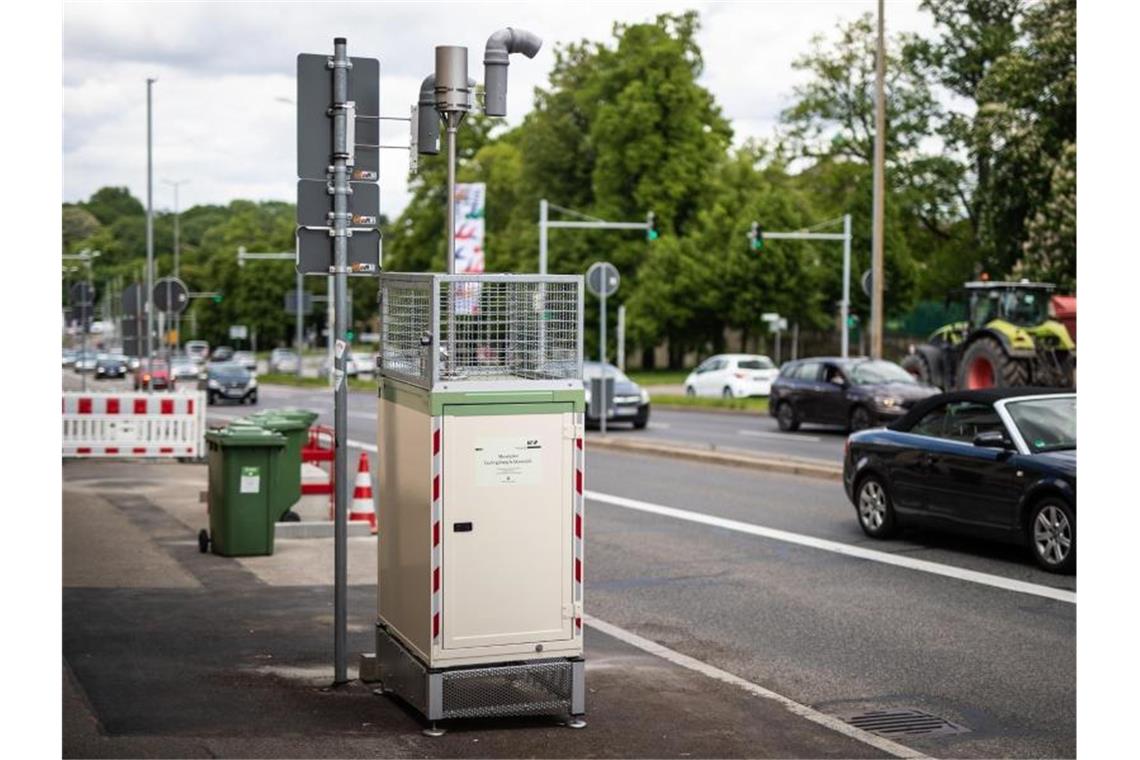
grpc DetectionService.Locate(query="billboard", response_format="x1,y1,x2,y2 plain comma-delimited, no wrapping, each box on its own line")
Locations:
454,182,486,315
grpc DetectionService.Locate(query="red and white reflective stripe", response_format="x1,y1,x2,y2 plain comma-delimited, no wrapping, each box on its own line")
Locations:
573,411,584,633
62,393,196,416
62,445,195,457
430,416,442,643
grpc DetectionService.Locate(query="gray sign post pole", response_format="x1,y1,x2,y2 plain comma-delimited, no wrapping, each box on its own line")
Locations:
330,37,351,687
296,268,304,376
586,262,619,436
599,288,606,436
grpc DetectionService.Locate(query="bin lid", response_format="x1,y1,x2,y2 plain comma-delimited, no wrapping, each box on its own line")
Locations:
205,425,286,447
272,407,321,425
243,412,311,432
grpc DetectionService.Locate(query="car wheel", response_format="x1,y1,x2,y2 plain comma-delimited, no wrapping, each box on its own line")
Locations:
1029,499,1075,574
856,475,896,538
850,406,874,432
632,408,649,430
248,391,258,405
207,392,217,406
722,387,734,399
685,385,696,397
776,402,799,432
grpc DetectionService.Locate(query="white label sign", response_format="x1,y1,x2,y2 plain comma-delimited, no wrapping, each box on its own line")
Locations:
240,466,261,494
475,437,542,486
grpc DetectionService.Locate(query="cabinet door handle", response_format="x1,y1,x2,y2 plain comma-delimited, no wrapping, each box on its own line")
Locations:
453,522,473,532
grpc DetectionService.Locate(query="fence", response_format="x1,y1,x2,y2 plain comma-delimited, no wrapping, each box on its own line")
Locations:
62,391,207,458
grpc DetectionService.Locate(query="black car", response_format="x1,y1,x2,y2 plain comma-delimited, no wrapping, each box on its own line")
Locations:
769,357,940,432
210,346,235,363
205,362,258,405
583,361,650,429
94,355,128,379
843,388,1076,573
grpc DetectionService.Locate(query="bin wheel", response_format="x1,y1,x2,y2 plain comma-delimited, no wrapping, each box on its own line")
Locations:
282,510,301,523
198,529,210,553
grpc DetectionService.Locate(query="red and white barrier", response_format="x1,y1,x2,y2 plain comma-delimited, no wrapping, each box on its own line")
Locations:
62,391,207,458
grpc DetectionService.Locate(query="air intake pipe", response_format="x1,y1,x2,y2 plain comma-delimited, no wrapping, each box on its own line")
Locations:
417,74,439,155
483,27,542,117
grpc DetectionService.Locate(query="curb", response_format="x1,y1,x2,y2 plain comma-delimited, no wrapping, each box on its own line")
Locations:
587,436,842,481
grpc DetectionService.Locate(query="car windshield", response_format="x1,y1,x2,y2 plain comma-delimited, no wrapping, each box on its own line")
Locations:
737,357,774,370
1005,396,1076,452
210,364,249,381
583,363,630,383
850,360,917,385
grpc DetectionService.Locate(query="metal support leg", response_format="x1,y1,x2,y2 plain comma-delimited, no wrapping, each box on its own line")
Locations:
422,722,447,737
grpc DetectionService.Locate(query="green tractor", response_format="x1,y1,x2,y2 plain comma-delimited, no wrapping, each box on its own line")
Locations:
901,280,1076,390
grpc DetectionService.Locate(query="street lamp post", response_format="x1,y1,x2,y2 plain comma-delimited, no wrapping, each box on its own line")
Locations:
164,179,189,354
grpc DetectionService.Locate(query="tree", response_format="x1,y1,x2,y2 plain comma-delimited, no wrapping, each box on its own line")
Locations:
62,205,101,253
1015,141,1075,290
82,186,144,226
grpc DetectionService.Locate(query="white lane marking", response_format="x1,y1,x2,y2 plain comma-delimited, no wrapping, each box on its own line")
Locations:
648,422,671,430
585,490,1076,605
586,615,927,759
738,429,823,443
347,439,378,453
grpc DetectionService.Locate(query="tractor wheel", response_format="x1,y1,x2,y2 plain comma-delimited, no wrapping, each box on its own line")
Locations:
956,337,1028,390
900,353,932,385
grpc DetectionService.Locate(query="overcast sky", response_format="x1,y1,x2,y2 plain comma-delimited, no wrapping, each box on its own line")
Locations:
63,1,933,218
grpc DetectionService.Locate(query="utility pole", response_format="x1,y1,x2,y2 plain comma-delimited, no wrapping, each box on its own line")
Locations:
146,78,156,370
871,0,886,359
165,179,189,352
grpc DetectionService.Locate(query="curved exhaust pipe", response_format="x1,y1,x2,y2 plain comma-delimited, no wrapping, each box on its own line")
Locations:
483,27,542,117
417,74,439,155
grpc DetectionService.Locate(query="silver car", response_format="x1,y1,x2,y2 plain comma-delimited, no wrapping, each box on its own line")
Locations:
269,348,301,374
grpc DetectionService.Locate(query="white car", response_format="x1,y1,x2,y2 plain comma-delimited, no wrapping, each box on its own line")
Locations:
684,353,779,398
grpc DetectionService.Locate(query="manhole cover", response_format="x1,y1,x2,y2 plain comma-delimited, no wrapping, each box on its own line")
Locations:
840,708,969,738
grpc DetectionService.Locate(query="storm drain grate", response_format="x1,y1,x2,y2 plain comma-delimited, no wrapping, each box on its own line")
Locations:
840,708,969,738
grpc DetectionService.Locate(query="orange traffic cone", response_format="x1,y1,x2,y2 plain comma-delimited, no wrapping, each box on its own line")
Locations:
349,452,378,534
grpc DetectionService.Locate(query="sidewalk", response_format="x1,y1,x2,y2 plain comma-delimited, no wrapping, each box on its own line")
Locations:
63,459,892,758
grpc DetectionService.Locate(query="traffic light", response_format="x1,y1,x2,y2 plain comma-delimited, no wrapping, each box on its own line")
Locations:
212,293,223,304
747,221,764,252
847,314,860,329
346,330,355,342
645,211,659,241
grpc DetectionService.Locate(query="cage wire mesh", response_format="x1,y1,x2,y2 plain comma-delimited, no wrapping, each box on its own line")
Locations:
379,274,581,387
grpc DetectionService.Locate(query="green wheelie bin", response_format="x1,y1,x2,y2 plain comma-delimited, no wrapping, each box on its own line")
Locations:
200,425,287,556
241,410,318,521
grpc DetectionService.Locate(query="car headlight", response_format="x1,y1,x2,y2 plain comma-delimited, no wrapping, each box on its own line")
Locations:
875,396,902,408
248,378,257,388
639,388,650,404
208,379,220,389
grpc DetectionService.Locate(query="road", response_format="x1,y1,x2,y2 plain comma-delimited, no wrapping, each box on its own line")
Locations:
202,381,1075,758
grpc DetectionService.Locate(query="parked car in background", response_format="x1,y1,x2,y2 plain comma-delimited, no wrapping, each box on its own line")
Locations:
233,351,258,372
62,348,78,367
184,340,210,364
583,361,650,429
770,357,939,433
133,358,172,391
684,353,779,398
94,354,129,379
74,350,100,373
844,389,1076,573
209,346,234,363
268,348,301,374
205,362,258,405
170,357,202,383
127,355,141,372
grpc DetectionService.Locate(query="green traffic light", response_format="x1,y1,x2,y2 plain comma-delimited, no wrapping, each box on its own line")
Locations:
346,331,355,342
212,294,223,303
647,229,659,241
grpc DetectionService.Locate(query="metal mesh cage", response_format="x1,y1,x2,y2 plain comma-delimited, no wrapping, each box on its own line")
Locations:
440,661,574,719
379,273,583,388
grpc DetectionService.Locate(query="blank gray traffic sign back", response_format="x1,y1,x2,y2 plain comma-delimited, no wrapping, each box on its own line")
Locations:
296,180,379,228
296,228,381,275
296,54,380,181
586,262,620,297
70,281,95,306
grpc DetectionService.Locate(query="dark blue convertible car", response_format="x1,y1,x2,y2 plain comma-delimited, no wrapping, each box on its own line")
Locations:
843,388,1076,573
